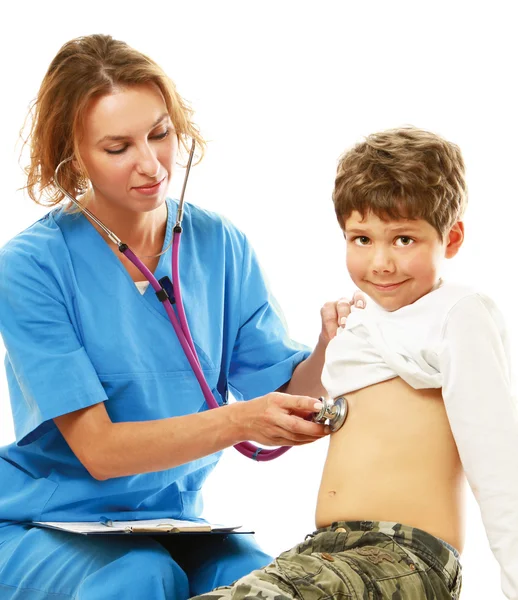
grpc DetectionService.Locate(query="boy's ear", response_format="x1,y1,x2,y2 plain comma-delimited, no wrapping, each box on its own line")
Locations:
445,221,464,258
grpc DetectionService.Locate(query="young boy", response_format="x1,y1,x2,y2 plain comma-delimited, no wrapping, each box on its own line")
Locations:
191,127,518,599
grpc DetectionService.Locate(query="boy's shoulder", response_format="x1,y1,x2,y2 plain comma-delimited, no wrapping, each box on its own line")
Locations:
429,279,481,307
431,280,499,316
373,280,503,334
371,280,484,321
428,281,507,341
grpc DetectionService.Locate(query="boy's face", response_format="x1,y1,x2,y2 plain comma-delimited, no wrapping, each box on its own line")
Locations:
344,211,463,311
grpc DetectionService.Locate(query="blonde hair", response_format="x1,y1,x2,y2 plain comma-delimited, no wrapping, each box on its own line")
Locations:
332,126,467,238
22,34,206,207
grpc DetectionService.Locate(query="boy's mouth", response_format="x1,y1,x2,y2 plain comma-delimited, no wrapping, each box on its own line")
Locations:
370,280,408,292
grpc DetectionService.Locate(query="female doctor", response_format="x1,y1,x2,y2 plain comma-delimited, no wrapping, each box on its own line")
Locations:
0,34,356,600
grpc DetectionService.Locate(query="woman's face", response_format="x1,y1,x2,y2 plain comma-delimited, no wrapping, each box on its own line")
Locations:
77,83,178,215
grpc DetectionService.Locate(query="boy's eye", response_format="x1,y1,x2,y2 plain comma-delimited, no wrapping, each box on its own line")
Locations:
353,236,371,246
105,128,171,155
395,236,414,246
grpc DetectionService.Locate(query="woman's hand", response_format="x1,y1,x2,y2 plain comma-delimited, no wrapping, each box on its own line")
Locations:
231,392,329,447
319,291,366,346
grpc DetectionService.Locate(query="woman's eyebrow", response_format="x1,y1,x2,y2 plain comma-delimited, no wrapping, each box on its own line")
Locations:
96,113,170,144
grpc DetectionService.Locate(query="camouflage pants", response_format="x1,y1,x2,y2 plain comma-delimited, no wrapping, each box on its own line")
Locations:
190,520,462,599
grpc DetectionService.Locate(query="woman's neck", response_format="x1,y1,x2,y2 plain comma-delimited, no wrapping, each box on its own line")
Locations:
82,191,168,256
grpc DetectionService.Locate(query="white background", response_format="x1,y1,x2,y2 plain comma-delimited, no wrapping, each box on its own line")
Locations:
1,2,517,598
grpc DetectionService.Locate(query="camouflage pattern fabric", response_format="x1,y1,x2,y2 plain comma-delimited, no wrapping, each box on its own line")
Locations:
190,520,462,599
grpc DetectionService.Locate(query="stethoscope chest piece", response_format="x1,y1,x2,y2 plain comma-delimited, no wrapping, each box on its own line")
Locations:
313,396,348,432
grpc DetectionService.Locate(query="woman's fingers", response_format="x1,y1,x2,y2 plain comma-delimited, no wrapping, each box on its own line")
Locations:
244,393,329,446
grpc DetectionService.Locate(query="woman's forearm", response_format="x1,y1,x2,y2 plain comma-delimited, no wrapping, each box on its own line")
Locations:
89,403,247,480
84,389,325,480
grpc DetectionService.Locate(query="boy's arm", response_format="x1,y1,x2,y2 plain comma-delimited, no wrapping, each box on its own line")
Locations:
281,293,366,398
439,294,518,600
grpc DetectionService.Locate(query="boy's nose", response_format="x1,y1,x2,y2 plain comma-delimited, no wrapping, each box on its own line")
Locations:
371,250,396,274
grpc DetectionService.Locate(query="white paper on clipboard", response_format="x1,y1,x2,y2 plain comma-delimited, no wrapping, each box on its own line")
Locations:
32,518,253,535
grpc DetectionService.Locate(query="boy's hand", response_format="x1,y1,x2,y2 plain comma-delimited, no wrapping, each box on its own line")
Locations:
319,291,366,345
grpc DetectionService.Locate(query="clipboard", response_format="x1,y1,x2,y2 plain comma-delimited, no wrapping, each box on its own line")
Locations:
32,518,253,536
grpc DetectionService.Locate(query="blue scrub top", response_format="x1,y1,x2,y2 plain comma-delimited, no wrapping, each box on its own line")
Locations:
0,198,309,523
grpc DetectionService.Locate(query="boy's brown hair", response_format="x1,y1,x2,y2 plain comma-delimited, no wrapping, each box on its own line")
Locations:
332,126,467,238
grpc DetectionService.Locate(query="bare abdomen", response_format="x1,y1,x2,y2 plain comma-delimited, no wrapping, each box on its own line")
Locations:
315,377,465,552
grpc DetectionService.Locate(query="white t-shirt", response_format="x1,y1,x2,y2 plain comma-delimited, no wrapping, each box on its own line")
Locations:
135,281,150,295
322,280,518,600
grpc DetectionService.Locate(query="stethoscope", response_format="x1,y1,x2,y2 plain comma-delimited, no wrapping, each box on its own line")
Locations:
53,139,348,461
